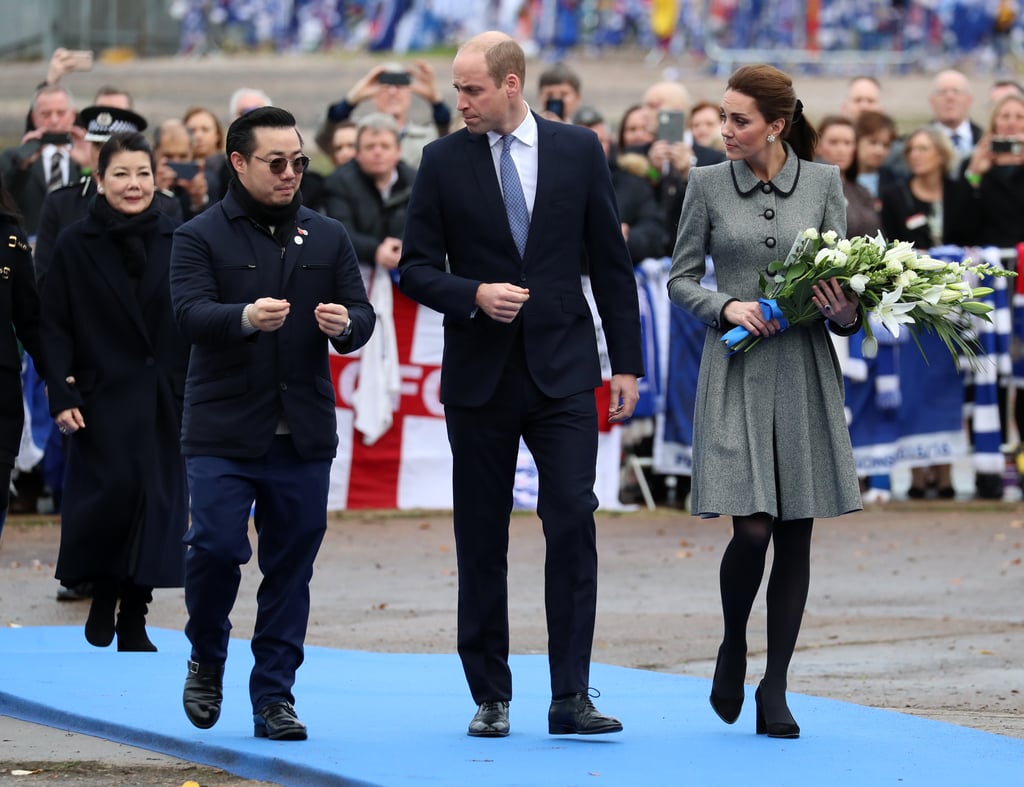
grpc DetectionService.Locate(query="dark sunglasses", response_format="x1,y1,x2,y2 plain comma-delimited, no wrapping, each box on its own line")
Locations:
252,154,311,174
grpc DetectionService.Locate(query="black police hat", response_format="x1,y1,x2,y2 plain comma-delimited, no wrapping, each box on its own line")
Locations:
572,106,604,127
77,105,148,143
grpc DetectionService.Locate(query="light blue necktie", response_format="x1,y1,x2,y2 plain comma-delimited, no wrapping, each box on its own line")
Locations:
500,135,530,258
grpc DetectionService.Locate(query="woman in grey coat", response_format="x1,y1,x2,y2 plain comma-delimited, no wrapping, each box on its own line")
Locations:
667,65,863,738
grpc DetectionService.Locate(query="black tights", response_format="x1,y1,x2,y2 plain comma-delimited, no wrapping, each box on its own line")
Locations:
718,514,813,700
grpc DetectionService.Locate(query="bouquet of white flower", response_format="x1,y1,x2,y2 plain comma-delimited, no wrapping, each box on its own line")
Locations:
720,228,1016,364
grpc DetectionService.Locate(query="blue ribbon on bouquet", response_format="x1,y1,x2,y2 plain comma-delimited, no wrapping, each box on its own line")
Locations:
721,298,789,354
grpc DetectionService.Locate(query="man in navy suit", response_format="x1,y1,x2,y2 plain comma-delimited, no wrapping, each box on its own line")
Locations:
170,106,374,741
399,32,643,738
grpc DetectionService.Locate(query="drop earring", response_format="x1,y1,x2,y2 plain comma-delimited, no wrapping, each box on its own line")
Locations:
766,134,776,143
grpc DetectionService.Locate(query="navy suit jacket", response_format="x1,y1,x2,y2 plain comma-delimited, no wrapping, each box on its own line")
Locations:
399,114,643,408
170,189,374,460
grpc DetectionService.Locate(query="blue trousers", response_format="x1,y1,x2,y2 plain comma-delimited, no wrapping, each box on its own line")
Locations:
183,436,330,713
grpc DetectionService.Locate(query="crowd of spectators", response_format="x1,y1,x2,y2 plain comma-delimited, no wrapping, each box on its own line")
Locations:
2,41,1023,539
168,0,1024,75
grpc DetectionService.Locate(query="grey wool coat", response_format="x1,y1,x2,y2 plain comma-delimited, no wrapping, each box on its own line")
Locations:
667,146,862,521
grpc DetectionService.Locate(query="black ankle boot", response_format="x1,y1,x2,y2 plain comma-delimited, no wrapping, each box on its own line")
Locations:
84,578,118,647
116,582,157,652
184,660,225,729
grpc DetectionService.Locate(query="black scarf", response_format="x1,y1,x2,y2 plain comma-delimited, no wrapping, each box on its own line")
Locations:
88,194,161,279
229,176,302,245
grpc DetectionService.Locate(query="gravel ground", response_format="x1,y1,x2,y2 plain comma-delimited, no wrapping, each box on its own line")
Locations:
1,502,1023,784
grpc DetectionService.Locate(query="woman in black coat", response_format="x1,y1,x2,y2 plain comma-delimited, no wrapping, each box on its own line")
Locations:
0,179,45,543
42,132,189,651
879,127,963,500
946,92,1024,249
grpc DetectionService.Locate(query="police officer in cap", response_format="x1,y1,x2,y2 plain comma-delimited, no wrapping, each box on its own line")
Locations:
34,105,182,288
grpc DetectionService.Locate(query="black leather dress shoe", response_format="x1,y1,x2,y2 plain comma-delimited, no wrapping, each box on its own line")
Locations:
548,692,623,735
183,660,224,729
467,701,510,737
254,701,307,741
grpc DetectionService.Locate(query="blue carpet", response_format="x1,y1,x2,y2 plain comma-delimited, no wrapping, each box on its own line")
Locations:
0,627,1020,786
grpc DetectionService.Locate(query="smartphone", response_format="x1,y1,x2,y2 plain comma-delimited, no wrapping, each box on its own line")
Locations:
167,161,200,180
378,70,411,86
990,137,1022,155
657,110,685,143
544,97,565,120
66,49,94,72
40,132,72,146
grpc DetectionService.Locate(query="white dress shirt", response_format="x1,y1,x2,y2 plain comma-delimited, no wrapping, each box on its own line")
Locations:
41,144,70,187
486,104,538,219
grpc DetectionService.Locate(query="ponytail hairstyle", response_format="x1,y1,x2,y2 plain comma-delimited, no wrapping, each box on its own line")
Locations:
727,64,817,161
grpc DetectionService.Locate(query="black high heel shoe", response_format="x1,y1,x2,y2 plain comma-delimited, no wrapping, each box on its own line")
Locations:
709,644,746,724
754,681,800,739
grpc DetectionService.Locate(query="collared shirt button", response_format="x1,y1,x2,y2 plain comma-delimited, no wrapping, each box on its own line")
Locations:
761,183,772,194
765,237,776,248
279,382,288,391
764,208,775,220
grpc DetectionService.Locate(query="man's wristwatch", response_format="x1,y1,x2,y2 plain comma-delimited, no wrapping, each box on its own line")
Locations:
338,320,352,338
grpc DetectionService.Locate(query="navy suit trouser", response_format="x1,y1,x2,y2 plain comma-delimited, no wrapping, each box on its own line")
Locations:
445,338,600,705
183,435,330,713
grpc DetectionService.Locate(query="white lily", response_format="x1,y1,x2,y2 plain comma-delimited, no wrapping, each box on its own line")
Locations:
908,256,950,271
882,241,918,267
917,284,947,305
896,270,918,288
874,287,917,338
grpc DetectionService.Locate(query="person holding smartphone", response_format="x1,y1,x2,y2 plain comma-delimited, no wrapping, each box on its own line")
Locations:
951,91,1024,247
0,84,84,237
537,62,582,123
946,92,1024,483
326,61,452,167
153,119,213,220
632,81,725,245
